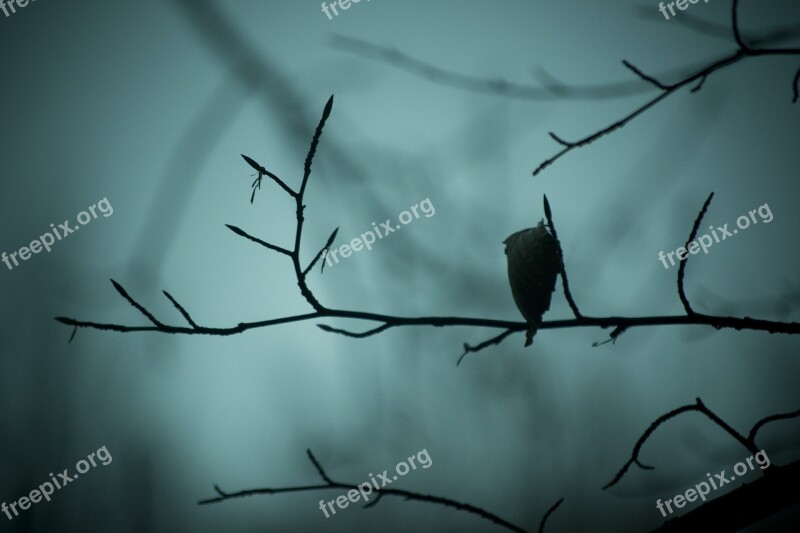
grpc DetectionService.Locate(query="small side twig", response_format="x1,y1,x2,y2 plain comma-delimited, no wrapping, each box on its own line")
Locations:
747,408,800,445
690,74,707,93
457,328,517,366
538,497,564,533
110,279,165,328
792,67,800,103
543,195,582,319
678,193,714,316
162,290,198,328
622,60,672,90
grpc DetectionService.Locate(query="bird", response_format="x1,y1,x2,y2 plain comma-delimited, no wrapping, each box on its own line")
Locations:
504,220,561,347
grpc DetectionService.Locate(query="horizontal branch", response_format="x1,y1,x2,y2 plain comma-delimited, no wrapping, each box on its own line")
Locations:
199,449,528,532
56,308,800,338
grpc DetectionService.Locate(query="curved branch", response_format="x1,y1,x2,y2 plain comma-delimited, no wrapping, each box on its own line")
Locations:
678,193,714,315
538,497,564,533
604,397,799,490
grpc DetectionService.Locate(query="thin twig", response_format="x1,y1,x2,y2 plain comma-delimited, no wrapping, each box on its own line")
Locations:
622,60,672,90
603,397,794,490
317,323,394,338
747,408,800,445
225,225,292,256
538,497,564,533
792,67,800,103
457,329,516,366
678,193,714,315
303,227,339,277
731,0,749,51
543,195,582,319
162,290,198,328
690,74,708,93
109,279,165,327
241,154,297,198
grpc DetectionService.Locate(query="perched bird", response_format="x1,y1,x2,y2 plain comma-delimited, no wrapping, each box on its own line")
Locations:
504,220,561,347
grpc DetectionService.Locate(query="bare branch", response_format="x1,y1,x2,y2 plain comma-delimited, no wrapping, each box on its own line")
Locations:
58,98,800,353
225,224,292,256
162,290,198,328
603,397,776,490
792,67,800,103
538,497,564,533
690,74,707,93
548,132,574,147
622,60,672,90
543,195,582,319
747,408,800,445
306,449,334,484
303,227,339,277
678,193,714,315
731,0,750,51
592,325,628,347
533,0,800,176
109,279,165,328
457,329,516,366
199,449,528,532
317,323,393,338
241,154,297,198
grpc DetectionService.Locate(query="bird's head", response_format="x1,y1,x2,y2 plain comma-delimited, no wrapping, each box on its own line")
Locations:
503,220,550,255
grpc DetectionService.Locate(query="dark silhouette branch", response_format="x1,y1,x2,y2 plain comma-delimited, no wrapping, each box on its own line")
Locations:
109,279,165,328
162,290,198,328
538,497,564,533
654,458,800,531
543,195,582,319
317,323,394,339
57,100,800,352
457,329,516,366
198,449,529,533
678,192,714,315
792,67,800,103
603,398,800,490
532,0,800,176
622,59,672,90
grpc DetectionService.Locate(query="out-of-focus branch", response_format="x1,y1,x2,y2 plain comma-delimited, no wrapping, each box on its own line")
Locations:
330,34,661,101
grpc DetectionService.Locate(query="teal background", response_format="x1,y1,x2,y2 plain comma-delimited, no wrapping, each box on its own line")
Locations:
0,0,798,531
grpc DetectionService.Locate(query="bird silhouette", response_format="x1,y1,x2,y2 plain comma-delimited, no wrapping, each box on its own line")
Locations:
504,220,561,346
